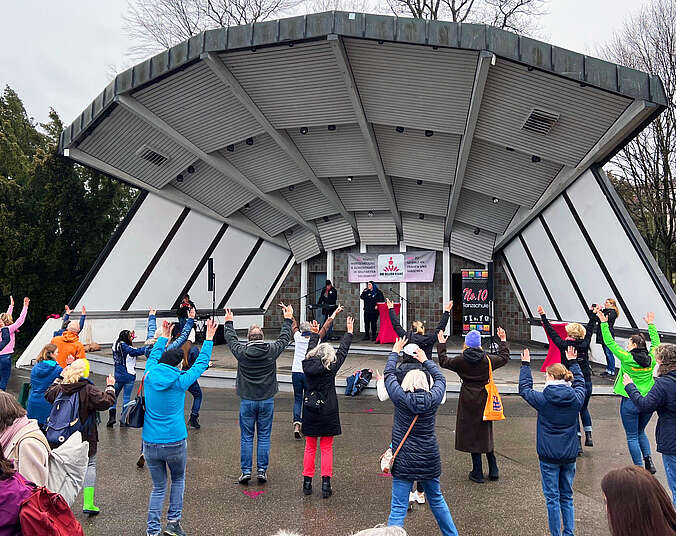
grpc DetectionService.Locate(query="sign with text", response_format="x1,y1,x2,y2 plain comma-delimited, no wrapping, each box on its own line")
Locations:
462,269,491,335
348,251,436,282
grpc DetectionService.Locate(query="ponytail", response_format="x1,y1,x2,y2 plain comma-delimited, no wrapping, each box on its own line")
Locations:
546,363,573,382
563,370,574,382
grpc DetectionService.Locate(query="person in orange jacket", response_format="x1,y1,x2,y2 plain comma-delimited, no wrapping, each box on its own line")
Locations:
50,321,86,368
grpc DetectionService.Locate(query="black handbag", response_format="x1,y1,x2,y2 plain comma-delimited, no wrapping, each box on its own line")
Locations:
121,373,146,428
304,389,325,410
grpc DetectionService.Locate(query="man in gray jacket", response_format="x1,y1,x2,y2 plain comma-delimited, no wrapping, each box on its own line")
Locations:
223,303,293,484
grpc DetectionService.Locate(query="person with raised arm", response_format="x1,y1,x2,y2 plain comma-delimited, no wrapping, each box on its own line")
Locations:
142,318,217,536
223,303,292,485
385,337,458,535
519,346,587,536
538,304,598,452
301,310,352,499
598,308,660,473
438,325,510,483
386,298,452,360
54,305,86,337
0,297,30,391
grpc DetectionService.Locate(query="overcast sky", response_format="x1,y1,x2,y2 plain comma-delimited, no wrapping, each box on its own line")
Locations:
0,0,647,127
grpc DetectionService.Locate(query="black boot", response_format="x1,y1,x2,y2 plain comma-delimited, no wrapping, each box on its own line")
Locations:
585,431,593,447
644,456,657,475
321,476,332,499
106,409,116,428
486,452,499,481
188,413,200,429
303,476,312,496
469,453,484,483
577,436,583,456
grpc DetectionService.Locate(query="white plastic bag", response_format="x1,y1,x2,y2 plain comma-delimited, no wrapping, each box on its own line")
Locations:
47,431,89,506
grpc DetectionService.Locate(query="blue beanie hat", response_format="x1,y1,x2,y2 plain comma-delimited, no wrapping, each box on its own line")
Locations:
465,330,482,348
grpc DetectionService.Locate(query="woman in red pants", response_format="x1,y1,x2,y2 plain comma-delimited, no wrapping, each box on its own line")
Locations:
301,312,353,498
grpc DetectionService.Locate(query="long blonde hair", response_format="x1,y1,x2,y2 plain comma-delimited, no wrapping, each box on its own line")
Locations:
606,298,620,318
61,359,87,384
306,342,336,370
0,313,12,326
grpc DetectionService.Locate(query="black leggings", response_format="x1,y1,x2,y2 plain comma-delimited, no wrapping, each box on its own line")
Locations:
364,315,378,339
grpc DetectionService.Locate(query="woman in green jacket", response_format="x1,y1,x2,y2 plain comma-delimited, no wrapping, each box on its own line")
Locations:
597,309,660,473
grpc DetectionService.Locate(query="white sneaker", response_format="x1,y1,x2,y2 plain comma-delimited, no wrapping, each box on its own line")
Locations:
415,491,426,504
408,491,416,503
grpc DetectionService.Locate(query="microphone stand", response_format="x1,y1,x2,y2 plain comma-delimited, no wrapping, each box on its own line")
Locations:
388,287,409,303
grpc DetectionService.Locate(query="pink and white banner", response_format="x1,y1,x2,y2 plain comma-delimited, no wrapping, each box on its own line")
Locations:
347,251,436,282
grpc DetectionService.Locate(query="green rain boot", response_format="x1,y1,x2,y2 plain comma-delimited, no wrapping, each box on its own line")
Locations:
83,487,100,516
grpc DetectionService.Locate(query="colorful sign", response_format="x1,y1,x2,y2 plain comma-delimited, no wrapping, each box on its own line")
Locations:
347,251,436,282
461,269,491,335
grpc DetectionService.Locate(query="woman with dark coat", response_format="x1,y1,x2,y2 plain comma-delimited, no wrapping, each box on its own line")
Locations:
301,313,353,499
596,298,620,377
538,305,598,451
439,326,510,483
387,298,452,360
360,281,384,341
385,336,458,535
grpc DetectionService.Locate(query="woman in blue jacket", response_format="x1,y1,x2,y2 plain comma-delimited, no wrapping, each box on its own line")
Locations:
385,336,458,536
623,342,676,505
26,344,63,427
142,318,216,536
520,347,586,536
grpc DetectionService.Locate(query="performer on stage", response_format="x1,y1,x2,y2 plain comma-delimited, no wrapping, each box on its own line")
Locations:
176,294,196,333
360,281,384,341
318,280,338,340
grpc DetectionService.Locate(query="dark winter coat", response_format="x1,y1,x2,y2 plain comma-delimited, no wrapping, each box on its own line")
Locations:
439,341,510,453
26,360,63,426
595,308,617,344
45,378,116,457
626,371,676,455
519,361,586,464
361,288,385,318
224,319,292,401
389,309,450,360
540,314,596,381
385,352,446,481
318,287,338,316
301,331,352,437
176,300,196,319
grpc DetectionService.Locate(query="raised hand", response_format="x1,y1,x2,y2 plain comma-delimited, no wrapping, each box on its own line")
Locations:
205,319,219,341
224,308,234,323
622,373,633,387
331,304,345,318
414,348,427,363
66,355,75,366
644,312,655,325
521,348,531,362
65,305,72,315
81,305,86,315
537,305,545,316
497,327,506,342
310,320,320,334
346,316,354,334
386,298,394,310
282,303,293,320
566,346,578,361
9,296,14,307
437,330,448,344
188,307,196,319
444,301,453,312
149,307,157,316
596,309,608,323
393,336,408,354
161,320,172,339
106,374,115,387
23,297,30,307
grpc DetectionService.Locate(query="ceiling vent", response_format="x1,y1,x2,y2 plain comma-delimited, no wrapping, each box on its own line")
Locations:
522,109,560,135
135,145,169,166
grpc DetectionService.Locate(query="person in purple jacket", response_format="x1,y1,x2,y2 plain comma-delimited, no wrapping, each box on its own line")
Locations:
0,297,30,391
0,447,33,536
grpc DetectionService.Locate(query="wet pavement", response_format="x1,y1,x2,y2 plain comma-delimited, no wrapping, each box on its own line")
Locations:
5,369,664,536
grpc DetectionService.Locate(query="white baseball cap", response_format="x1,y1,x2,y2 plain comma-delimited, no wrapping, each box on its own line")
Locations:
403,343,420,356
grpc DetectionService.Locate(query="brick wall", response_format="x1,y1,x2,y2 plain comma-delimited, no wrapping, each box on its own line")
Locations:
407,249,443,329
263,261,300,330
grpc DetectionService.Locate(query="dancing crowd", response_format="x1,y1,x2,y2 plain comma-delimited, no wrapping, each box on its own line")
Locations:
1,291,676,536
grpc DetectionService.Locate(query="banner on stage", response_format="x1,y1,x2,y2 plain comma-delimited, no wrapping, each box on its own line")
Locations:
462,269,491,335
348,251,436,282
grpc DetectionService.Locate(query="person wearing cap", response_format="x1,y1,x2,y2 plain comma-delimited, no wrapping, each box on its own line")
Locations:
439,326,510,483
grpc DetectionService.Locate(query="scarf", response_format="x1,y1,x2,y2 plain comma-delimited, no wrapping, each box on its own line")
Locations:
544,379,572,388
0,416,30,449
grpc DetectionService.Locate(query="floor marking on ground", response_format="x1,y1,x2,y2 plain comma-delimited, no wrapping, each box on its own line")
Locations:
242,490,265,498
378,472,392,478
363,408,374,413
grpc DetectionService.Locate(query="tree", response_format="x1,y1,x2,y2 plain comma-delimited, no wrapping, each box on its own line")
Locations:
0,87,136,351
601,0,676,288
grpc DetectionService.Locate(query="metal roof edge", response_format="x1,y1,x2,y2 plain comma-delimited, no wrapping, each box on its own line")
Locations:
60,10,669,151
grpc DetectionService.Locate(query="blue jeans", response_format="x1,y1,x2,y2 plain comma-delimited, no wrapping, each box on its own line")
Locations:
143,439,187,535
620,396,653,465
292,372,305,424
0,354,12,390
239,398,274,473
187,382,202,416
388,477,458,535
113,380,135,411
602,344,616,374
579,379,592,432
539,461,576,536
663,454,676,506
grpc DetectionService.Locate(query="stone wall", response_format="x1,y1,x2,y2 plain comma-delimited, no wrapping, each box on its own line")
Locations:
407,249,443,329
262,261,300,330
